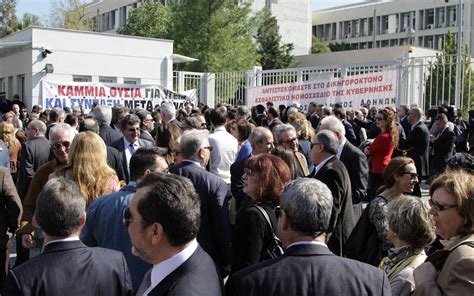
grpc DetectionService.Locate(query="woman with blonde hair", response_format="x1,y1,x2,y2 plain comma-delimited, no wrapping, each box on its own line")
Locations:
50,131,119,205
291,118,315,173
0,122,21,182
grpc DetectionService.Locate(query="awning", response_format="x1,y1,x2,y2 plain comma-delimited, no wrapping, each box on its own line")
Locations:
172,53,198,64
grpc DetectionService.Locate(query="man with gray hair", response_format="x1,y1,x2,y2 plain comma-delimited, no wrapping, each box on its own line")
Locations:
310,130,354,256
226,178,390,296
159,102,180,127
169,129,232,276
92,105,121,145
274,124,309,178
319,116,369,205
430,113,455,179
401,106,429,197
4,178,132,295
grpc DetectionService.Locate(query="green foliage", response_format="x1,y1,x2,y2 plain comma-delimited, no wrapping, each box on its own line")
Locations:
254,8,294,70
49,0,93,31
13,13,43,31
328,42,351,52
311,36,330,54
116,3,171,38
0,0,18,37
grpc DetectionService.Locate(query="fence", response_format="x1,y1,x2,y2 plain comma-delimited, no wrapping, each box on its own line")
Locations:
173,54,474,113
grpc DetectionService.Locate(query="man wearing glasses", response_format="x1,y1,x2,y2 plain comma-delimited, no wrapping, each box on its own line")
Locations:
274,124,309,178
109,114,154,183
81,147,168,292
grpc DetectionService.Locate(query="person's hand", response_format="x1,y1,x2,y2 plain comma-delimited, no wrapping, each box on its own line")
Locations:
414,262,437,286
21,234,35,249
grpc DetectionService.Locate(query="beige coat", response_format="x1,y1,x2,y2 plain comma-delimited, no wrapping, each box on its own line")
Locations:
414,234,474,296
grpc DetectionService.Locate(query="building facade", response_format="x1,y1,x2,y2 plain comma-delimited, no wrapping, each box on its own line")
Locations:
312,0,473,53
86,0,312,55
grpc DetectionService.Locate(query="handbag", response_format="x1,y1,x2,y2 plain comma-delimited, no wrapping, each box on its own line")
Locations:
343,196,387,266
254,205,284,260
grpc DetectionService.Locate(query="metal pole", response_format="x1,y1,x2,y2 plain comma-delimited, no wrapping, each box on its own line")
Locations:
454,0,463,109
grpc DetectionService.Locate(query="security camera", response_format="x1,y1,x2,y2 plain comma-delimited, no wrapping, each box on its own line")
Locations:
42,48,53,58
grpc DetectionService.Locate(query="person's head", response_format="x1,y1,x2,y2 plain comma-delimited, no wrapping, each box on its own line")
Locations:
160,102,176,122
78,117,99,133
49,107,66,123
333,107,346,120
408,107,422,124
274,124,299,152
65,114,78,128
308,102,317,114
278,178,333,247
291,118,314,141
184,102,193,115
35,178,86,238
230,119,254,143
378,156,418,195
387,196,435,249
446,153,474,173
12,104,19,114
0,122,15,145
126,173,200,264
360,107,369,119
111,106,129,128
209,106,227,127
179,129,211,166
435,113,448,130
29,112,39,121
248,127,274,155
319,115,345,143
243,154,291,203
271,146,297,180
26,120,47,140
429,171,474,239
121,114,141,143
256,104,265,115
397,105,409,118
129,147,169,181
50,123,76,165
92,105,112,126
141,111,155,132
236,106,251,121
311,130,339,165
376,109,399,145
321,106,332,116
267,107,279,120
32,105,43,113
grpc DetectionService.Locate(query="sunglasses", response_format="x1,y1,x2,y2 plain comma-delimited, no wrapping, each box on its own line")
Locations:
428,199,457,212
122,207,133,227
51,141,71,151
401,172,419,180
282,137,297,144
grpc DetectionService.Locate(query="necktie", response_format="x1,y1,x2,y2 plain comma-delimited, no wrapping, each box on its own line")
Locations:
129,143,136,155
136,268,152,295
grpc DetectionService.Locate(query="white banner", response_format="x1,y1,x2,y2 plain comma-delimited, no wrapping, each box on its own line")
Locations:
247,70,398,111
42,81,196,113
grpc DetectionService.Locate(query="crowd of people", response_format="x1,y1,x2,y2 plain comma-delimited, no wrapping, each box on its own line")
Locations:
0,92,472,295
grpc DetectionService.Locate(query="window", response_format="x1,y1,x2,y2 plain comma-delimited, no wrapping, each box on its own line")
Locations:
124,78,140,85
73,75,92,82
99,77,116,83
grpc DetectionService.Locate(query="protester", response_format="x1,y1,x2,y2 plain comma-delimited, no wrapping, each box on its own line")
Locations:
379,196,434,296
0,123,21,182
231,154,291,273
291,117,315,173
229,119,254,162
413,171,474,295
274,124,309,178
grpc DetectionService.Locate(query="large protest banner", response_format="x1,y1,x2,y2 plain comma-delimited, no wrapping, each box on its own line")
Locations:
247,69,398,111
42,81,196,113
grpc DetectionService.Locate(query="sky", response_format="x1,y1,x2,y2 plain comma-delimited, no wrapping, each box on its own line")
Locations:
16,0,364,21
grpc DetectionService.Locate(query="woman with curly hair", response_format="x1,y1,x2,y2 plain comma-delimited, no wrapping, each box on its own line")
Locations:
49,131,119,205
0,122,21,182
365,109,400,200
291,118,315,173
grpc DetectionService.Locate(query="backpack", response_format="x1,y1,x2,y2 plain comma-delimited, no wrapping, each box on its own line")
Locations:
254,205,284,260
343,196,387,266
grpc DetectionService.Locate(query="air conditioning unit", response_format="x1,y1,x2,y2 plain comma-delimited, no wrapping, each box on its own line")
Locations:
427,24,434,30
345,34,350,39
450,22,457,27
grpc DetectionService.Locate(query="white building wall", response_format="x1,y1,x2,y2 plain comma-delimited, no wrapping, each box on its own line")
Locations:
0,27,174,109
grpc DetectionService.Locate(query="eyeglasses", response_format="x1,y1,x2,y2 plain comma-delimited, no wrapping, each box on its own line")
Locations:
243,168,256,176
122,207,133,227
428,199,457,212
51,141,71,151
401,172,419,180
282,137,297,145
311,142,322,149
202,146,213,152
127,127,140,132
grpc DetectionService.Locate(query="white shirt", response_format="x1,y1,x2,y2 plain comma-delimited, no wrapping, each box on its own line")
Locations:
208,126,238,184
144,239,199,296
336,138,346,159
313,155,335,176
42,236,80,253
287,240,327,249
123,138,139,175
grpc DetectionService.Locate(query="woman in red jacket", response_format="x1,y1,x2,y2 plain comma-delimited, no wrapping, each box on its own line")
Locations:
365,109,399,200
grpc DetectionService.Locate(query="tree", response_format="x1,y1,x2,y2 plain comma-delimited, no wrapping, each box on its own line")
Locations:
254,8,294,70
328,42,351,52
0,0,18,37
117,2,172,38
49,0,93,31
311,36,330,54
168,0,257,72
13,13,43,31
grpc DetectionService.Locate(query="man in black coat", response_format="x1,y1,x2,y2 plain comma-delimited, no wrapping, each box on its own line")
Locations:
130,173,222,296
430,114,456,178
402,107,430,196
92,105,122,146
226,178,391,296
4,178,132,296
169,129,231,276
311,130,355,256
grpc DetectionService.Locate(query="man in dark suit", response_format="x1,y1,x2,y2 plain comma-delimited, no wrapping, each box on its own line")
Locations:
135,109,156,142
398,105,411,137
333,107,358,146
230,127,274,211
274,124,309,178
4,178,132,295
402,107,430,197
128,173,222,296
226,178,391,296
17,120,50,200
109,114,154,183
169,129,231,276
267,107,282,132
430,114,456,179
311,130,355,256
92,105,122,146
